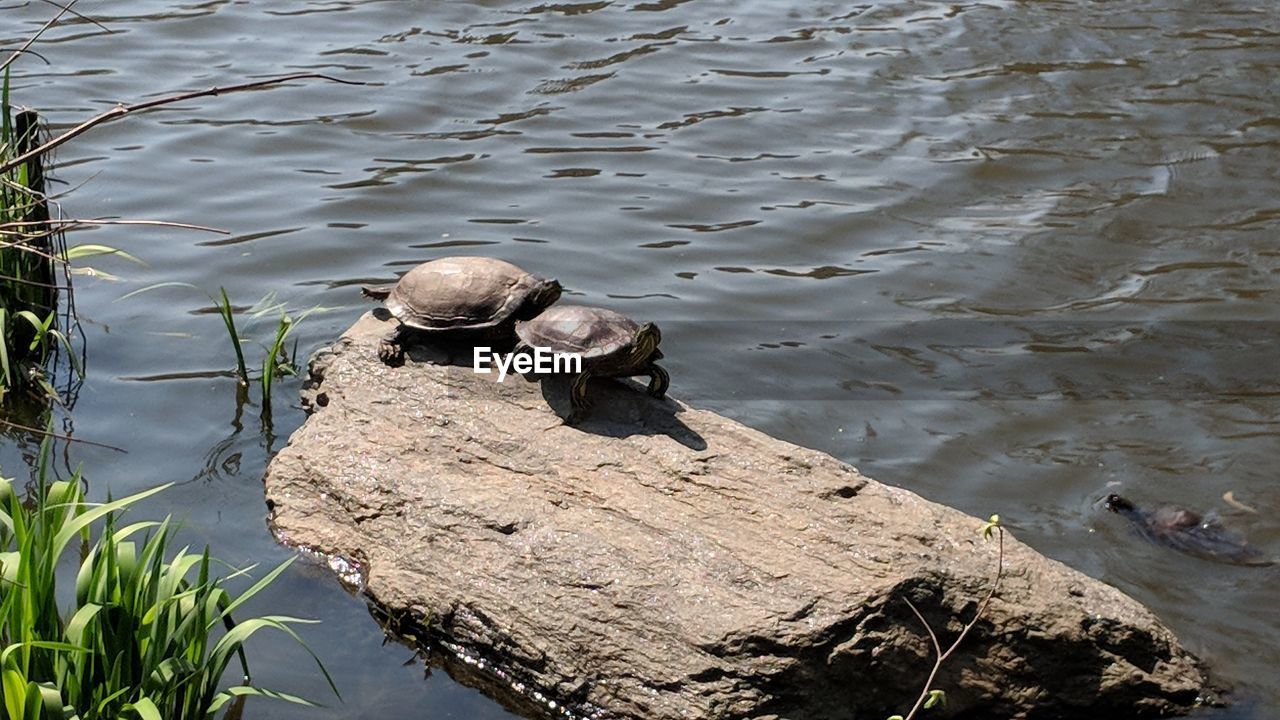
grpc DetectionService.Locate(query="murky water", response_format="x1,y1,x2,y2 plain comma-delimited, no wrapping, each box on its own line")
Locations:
4,0,1279,716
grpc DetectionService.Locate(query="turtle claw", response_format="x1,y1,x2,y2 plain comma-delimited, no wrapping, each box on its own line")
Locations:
378,340,405,367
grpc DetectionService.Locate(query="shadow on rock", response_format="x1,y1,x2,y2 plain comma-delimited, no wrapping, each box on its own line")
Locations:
535,374,707,451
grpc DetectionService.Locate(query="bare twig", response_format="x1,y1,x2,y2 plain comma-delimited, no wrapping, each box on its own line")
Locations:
0,240,60,263
44,169,102,200
898,520,1005,720
0,417,127,453
0,271,70,290
0,74,365,175
36,0,114,35
0,0,80,74
0,218,230,234
0,214,230,266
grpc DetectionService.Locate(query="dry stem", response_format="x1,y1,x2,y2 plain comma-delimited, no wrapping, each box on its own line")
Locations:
0,0,80,74
0,417,126,452
899,525,1005,720
0,73,364,175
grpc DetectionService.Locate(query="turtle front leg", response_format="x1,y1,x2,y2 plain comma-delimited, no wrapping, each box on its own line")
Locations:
644,363,669,399
567,371,594,423
378,325,406,367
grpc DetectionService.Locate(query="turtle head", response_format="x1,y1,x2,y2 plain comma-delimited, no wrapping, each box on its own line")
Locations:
633,322,662,362
525,278,563,316
1103,493,1135,514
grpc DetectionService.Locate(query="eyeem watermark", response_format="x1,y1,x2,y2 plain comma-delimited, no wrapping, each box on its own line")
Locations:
474,346,582,382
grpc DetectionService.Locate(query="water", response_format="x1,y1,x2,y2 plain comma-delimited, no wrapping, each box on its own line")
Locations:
4,0,1279,716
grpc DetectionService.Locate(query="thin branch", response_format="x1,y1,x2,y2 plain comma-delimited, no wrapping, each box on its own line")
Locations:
0,417,127,453
937,529,1004,667
0,0,79,74
901,526,1005,720
36,0,114,35
0,73,365,175
0,235,56,249
0,239,70,264
904,598,941,659
0,271,70,290
0,218,230,234
0,176,43,193
1,217,229,265
0,179,49,210
44,169,102,200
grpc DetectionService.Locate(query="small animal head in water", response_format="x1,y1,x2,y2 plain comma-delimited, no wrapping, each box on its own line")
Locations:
1103,493,1136,513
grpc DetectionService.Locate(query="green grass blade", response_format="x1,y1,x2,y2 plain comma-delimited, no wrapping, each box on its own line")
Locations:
115,281,199,302
50,484,171,563
64,244,146,265
215,288,249,386
123,696,162,720
212,557,294,626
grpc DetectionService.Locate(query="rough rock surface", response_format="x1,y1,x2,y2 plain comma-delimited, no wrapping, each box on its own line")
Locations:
264,313,1207,719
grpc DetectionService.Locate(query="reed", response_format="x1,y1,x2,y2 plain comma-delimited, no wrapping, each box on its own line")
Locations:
1,14,355,408
215,288,250,387
213,289,325,419
0,442,337,719
259,312,294,416
0,70,66,405
214,288,315,414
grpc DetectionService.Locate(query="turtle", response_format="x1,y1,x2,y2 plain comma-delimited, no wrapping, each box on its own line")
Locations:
514,304,668,422
362,256,561,366
1103,493,1273,566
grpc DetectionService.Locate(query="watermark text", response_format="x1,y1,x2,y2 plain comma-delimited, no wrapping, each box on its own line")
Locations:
474,346,582,382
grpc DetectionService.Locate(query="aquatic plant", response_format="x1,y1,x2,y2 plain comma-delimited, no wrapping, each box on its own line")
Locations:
259,310,295,416
0,307,76,400
888,515,1005,720
215,288,251,388
0,69,66,407
0,446,337,718
213,288,323,419
2,0,358,413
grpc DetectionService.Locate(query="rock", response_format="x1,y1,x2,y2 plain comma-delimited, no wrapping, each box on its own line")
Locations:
263,313,1208,719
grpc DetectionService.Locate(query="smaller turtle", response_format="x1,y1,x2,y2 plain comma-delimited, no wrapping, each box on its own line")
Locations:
363,256,561,366
1103,493,1273,566
514,304,668,422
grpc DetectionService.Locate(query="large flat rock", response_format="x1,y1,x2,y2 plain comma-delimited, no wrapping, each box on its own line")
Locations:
263,313,1207,719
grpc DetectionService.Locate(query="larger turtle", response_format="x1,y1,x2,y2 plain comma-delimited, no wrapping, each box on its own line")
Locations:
363,256,561,366
514,304,668,422
1103,493,1273,566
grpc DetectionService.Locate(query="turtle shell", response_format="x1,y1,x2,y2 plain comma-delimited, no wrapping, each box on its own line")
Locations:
515,305,640,361
1104,493,1273,566
386,256,550,332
